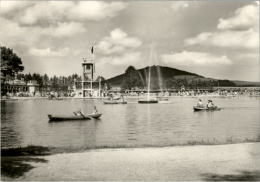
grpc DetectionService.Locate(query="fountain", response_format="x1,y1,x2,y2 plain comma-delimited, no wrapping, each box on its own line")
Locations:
138,45,158,104
138,45,170,104
138,66,158,104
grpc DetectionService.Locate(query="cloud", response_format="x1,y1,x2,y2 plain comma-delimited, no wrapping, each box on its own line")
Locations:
235,52,259,61
217,4,259,30
95,52,143,78
0,1,33,14
45,22,86,38
97,52,142,66
69,1,126,21
0,17,86,48
185,28,258,49
0,17,37,46
161,51,232,66
97,28,142,55
171,1,189,11
29,47,70,58
1,1,127,25
185,3,259,50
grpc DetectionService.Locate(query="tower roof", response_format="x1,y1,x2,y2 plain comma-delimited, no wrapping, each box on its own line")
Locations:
82,58,94,64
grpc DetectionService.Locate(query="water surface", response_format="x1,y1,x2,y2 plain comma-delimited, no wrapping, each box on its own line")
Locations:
1,97,260,150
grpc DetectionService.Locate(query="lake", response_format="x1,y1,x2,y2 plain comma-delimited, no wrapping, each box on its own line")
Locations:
1,97,260,150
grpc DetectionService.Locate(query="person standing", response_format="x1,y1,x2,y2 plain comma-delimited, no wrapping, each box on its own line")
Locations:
207,100,215,108
196,99,204,108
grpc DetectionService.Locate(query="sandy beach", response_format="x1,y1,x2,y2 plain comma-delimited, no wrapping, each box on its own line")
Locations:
3,142,258,181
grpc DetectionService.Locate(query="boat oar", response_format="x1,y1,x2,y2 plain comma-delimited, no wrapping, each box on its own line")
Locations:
78,111,87,119
86,115,95,120
79,111,96,120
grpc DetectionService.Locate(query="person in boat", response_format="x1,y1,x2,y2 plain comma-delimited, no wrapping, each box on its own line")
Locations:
73,110,84,116
196,99,204,108
120,95,125,101
207,100,215,108
93,106,98,114
109,94,114,100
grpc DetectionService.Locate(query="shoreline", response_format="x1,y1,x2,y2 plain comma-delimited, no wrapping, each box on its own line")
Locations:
2,140,260,154
2,142,260,181
1,94,259,101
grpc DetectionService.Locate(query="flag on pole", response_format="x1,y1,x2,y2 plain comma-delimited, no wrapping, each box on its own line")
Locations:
91,46,95,73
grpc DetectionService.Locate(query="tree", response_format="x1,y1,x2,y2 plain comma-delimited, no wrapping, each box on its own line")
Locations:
50,75,59,91
96,76,105,82
121,66,144,90
165,77,177,89
1,47,24,82
43,74,49,86
31,73,43,87
24,73,32,82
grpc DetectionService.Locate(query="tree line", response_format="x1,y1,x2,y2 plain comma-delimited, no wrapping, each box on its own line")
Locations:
1,46,81,92
1,46,106,94
16,73,82,91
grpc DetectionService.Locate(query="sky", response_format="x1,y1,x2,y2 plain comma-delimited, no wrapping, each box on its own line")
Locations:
0,0,259,81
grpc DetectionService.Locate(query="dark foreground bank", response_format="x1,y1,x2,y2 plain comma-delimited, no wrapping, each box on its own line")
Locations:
1,143,260,181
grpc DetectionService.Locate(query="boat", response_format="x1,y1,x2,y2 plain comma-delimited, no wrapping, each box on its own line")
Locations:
48,96,63,100
48,113,102,122
103,100,127,104
158,100,171,104
158,97,171,104
138,100,158,104
1,98,18,102
193,106,221,111
138,98,158,104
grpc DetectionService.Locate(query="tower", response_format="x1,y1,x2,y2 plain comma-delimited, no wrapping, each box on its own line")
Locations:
82,58,95,81
73,46,102,98
81,58,95,97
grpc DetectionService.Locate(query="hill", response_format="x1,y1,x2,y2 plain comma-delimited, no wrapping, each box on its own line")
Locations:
105,65,258,90
107,65,201,87
232,80,260,87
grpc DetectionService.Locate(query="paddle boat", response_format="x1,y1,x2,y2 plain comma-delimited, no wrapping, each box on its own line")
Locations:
48,95,63,100
1,98,18,102
138,97,158,104
48,112,102,122
193,106,221,112
103,96,127,104
103,100,127,104
1,96,18,102
158,97,171,104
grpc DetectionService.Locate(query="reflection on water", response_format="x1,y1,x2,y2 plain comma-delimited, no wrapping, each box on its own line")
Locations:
201,170,260,181
1,97,260,149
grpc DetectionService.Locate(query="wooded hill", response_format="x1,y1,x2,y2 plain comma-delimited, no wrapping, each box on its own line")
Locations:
106,65,258,90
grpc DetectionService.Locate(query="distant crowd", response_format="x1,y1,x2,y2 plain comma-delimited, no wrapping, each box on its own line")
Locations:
2,88,260,99
121,89,260,97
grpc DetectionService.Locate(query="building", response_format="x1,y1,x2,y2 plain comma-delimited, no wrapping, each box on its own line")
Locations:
1,79,39,96
72,56,104,98
27,80,40,96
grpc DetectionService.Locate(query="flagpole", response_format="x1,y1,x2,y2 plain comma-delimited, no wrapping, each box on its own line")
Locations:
91,46,95,76
91,46,94,97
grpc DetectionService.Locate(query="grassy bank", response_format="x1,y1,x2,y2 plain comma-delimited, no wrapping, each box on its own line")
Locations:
2,137,260,156
5,143,259,181
1,140,260,179
1,145,50,156
1,146,50,178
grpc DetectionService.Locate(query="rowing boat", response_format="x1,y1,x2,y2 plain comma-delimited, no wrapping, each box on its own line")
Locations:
138,100,158,104
158,97,171,104
48,113,102,122
158,100,171,104
193,106,221,111
103,100,127,104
